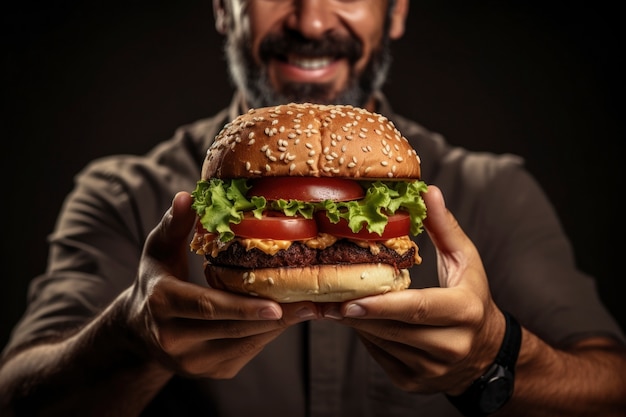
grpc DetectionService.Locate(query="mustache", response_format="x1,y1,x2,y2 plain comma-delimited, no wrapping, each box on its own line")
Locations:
259,31,363,63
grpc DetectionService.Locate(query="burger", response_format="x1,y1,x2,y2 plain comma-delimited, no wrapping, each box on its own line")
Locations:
190,103,427,302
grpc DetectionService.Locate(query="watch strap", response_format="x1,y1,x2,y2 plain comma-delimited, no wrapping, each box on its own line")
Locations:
495,311,521,370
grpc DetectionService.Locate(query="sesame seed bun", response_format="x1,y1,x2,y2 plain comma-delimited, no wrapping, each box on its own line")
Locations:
205,263,411,303
194,103,425,303
202,103,421,180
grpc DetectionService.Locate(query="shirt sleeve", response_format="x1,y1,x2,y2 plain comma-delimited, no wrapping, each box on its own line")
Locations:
459,155,624,347
2,149,203,356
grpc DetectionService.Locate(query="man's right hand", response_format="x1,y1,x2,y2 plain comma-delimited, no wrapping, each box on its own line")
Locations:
126,191,319,379
0,192,318,417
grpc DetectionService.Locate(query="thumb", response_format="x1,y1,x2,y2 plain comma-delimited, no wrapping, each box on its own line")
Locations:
422,185,468,253
144,191,197,274
422,185,484,288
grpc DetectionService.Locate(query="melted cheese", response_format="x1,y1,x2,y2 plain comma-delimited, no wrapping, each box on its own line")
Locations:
240,238,291,255
191,232,421,264
303,233,337,249
349,236,421,264
190,232,291,256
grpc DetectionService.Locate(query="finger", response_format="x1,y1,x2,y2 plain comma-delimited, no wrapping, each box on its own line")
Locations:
151,279,286,321
328,288,482,326
145,191,196,262
422,185,472,255
346,317,472,362
154,300,319,350
422,185,487,289
156,317,291,355
356,331,459,393
174,328,287,378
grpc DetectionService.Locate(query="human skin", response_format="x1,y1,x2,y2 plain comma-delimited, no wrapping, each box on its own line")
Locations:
1,1,625,416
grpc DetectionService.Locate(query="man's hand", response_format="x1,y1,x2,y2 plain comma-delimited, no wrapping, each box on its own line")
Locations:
127,191,319,379
321,185,505,394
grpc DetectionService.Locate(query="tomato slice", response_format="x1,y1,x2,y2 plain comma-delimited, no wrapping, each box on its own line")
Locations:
247,177,365,202
231,212,318,240
315,211,411,240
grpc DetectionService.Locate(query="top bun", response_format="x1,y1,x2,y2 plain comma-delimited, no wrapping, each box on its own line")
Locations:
202,103,421,180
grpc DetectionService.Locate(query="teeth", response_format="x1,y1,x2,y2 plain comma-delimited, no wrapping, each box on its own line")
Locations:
288,56,333,70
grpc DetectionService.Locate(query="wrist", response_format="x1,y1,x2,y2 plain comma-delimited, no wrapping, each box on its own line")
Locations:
447,311,522,416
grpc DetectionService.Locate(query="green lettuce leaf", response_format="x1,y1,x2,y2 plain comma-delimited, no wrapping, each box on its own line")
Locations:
190,178,428,242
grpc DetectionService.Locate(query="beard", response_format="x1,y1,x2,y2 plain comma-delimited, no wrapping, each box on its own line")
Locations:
224,28,393,109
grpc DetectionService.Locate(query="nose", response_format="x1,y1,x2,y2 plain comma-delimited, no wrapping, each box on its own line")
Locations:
286,0,337,39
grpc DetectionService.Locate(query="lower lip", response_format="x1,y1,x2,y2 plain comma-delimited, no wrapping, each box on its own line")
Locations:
271,58,344,83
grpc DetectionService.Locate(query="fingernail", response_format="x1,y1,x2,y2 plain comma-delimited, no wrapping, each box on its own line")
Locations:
259,306,281,320
295,307,316,320
323,306,343,320
345,303,366,317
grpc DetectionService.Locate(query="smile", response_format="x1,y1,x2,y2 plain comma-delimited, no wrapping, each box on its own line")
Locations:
288,55,334,70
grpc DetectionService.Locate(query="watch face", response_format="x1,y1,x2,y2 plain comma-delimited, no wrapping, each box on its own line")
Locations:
479,369,514,413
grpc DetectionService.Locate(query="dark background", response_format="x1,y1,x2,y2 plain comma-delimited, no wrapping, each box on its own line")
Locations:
2,1,625,350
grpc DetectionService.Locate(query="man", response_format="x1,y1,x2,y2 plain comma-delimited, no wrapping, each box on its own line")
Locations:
1,1,625,416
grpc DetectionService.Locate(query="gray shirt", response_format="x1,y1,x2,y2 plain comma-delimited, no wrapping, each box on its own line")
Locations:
4,94,623,416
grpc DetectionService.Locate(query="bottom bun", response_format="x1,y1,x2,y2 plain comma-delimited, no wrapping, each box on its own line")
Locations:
205,263,411,302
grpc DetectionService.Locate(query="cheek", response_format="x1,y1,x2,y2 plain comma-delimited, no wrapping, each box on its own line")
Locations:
245,4,289,63
339,9,386,70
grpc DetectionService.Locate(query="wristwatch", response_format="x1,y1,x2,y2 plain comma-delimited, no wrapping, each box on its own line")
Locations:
447,311,522,416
